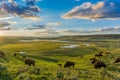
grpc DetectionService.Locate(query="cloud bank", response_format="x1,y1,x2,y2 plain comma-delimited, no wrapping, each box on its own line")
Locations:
0,21,12,30
62,1,120,20
99,26,120,32
0,0,41,20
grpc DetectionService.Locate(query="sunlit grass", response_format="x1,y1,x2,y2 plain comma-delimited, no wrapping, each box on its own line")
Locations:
0,36,120,80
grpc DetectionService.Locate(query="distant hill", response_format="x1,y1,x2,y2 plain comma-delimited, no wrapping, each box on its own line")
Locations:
50,34,120,42
101,27,120,32
0,34,120,43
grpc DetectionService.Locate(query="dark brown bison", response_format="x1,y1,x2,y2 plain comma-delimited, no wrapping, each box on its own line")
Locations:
95,52,103,57
115,57,120,63
64,61,75,68
13,53,17,57
94,61,107,69
90,58,97,64
25,59,35,66
58,64,62,67
90,58,96,61
0,51,4,57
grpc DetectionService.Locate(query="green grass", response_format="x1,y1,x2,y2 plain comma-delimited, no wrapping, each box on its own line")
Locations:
0,36,120,80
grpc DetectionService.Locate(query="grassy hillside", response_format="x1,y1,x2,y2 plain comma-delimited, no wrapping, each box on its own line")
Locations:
0,35,120,80
52,34,120,41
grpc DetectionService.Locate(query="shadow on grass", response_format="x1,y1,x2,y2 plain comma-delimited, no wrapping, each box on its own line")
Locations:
0,74,12,80
27,55,58,63
0,56,9,63
14,56,24,62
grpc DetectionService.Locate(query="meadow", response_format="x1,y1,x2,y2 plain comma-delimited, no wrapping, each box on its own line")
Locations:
0,35,120,80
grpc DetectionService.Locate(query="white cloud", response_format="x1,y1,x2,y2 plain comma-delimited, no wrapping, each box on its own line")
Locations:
0,0,41,20
0,17,13,20
46,22,62,28
62,1,120,20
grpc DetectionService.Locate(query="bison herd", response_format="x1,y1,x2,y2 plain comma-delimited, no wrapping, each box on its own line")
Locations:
95,52,103,57
61,51,120,69
90,58,106,69
13,53,36,66
0,51,120,70
90,51,120,69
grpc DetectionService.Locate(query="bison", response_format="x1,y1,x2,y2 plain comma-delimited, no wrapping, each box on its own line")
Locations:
64,61,75,68
0,51,4,57
95,53,103,57
25,59,35,66
58,64,62,67
90,58,96,61
115,57,120,63
90,58,97,64
94,61,107,69
13,53,17,57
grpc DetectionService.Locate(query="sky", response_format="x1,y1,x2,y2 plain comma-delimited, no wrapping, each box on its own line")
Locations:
0,0,120,37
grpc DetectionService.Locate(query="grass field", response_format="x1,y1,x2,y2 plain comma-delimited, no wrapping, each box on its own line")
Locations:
0,35,120,80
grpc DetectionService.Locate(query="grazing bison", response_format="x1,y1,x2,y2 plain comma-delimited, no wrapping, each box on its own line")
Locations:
25,59,35,66
58,64,62,67
94,61,107,69
90,58,96,61
95,52,103,57
115,57,120,63
0,51,4,57
64,61,75,68
90,58,97,64
13,53,17,57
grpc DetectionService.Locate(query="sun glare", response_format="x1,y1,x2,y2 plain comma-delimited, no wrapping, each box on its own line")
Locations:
0,31,3,36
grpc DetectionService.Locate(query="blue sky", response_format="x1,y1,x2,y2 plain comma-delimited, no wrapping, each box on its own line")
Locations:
0,0,120,37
